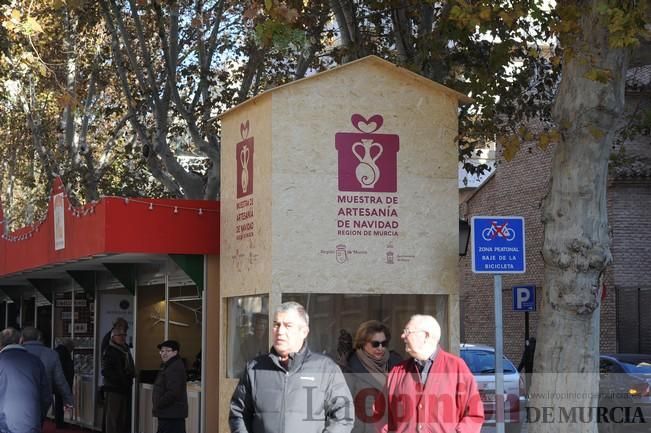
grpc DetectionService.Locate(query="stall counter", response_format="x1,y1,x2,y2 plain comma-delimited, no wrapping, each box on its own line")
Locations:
139,382,201,433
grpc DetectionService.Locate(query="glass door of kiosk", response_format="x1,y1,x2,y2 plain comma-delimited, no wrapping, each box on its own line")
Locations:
6,302,19,328
226,295,269,379
54,289,96,428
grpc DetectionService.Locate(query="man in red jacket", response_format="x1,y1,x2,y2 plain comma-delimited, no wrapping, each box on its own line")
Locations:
379,315,484,433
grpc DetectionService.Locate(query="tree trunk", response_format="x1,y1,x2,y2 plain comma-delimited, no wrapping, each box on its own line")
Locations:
529,2,629,433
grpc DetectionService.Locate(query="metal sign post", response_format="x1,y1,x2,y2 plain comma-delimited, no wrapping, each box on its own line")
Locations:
494,274,504,433
471,216,526,433
513,285,536,341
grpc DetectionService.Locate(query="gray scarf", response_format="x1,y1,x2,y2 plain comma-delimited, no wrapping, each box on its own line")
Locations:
355,348,390,387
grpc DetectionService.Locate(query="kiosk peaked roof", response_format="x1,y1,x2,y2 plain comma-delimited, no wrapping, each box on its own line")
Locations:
221,55,473,117
0,177,219,278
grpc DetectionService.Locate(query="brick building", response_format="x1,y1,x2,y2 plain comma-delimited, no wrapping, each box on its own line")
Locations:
459,68,651,360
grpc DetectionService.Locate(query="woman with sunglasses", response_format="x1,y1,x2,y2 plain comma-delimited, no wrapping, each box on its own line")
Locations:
343,320,402,433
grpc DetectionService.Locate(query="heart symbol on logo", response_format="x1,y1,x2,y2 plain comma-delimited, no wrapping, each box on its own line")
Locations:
351,114,383,133
240,120,250,139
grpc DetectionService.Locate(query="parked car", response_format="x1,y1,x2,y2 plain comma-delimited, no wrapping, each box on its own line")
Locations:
599,354,651,433
460,343,525,433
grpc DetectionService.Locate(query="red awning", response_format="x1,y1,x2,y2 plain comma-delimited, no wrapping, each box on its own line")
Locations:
0,178,219,278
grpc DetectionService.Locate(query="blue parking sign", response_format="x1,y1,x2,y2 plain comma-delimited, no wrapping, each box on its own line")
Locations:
471,216,526,274
513,285,536,311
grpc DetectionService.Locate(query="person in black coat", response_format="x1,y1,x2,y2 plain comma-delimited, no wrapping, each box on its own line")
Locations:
153,340,188,433
517,337,536,392
102,325,135,433
54,338,75,428
101,317,129,355
342,320,402,433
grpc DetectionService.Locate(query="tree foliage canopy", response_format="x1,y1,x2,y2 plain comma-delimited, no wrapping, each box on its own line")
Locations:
0,0,648,227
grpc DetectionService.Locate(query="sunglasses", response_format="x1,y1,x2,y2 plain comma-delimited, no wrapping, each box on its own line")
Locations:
369,340,388,348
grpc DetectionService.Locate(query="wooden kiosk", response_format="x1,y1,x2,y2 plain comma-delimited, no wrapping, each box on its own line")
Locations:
218,56,471,430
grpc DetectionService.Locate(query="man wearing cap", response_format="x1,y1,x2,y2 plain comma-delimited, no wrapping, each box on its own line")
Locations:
153,340,188,433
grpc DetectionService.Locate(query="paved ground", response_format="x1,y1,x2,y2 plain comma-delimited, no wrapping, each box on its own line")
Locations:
43,420,93,432
481,422,529,433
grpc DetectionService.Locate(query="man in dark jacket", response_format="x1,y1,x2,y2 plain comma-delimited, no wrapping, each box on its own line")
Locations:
0,327,52,433
102,324,135,433
153,340,188,433
517,337,536,393
21,327,74,417
101,317,129,355
229,302,354,433
55,338,75,428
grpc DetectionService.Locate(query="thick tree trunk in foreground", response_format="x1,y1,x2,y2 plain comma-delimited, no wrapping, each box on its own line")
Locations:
529,2,629,433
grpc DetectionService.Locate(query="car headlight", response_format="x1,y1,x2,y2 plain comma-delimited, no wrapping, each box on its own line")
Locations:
628,383,650,397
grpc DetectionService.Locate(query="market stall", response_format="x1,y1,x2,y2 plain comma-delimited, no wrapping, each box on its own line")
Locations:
0,177,219,432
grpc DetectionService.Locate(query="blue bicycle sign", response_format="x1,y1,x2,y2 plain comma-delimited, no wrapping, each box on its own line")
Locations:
471,216,526,274
481,220,516,241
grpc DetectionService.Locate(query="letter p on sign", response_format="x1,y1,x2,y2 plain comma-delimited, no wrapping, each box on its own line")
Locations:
513,285,536,312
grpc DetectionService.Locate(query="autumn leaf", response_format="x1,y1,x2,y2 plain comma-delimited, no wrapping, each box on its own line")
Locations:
3,20,16,31
243,5,260,20
538,129,561,150
57,92,77,108
479,6,492,22
538,132,550,150
588,127,606,140
498,11,514,27
584,68,612,84
24,17,44,34
499,134,521,161
285,8,299,23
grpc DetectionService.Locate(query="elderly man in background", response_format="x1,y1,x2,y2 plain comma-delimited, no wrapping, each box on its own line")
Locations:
380,315,484,433
101,317,129,354
229,301,354,433
21,327,74,415
102,323,135,433
0,327,52,433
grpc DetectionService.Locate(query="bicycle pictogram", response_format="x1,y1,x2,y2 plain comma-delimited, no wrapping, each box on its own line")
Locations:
481,220,516,241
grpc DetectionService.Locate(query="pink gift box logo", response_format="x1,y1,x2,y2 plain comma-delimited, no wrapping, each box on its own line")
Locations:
237,120,254,198
335,114,399,193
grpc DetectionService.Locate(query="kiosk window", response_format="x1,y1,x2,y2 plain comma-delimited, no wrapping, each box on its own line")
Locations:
227,295,269,378
282,293,448,360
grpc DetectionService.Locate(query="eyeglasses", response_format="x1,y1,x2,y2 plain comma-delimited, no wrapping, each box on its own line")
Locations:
369,340,388,348
402,328,426,336
159,348,175,353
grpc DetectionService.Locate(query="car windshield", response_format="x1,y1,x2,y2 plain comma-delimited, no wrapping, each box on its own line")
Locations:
461,349,517,374
619,359,651,375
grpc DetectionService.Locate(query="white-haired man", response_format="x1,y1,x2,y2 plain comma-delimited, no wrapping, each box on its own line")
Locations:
379,315,484,433
229,301,354,433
